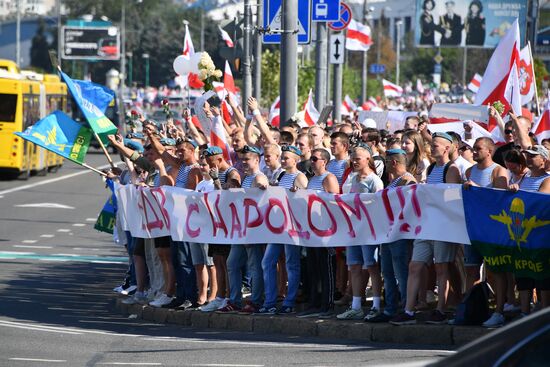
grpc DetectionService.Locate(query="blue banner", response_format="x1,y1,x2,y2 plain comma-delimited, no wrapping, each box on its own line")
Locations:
14,111,92,165
73,80,115,114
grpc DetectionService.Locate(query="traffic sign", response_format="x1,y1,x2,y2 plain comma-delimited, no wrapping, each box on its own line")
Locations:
263,0,312,44
329,34,345,64
369,64,385,74
328,2,352,31
61,26,120,60
312,0,341,22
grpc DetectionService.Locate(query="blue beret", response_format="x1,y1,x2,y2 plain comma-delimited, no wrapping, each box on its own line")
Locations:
203,146,223,156
282,145,302,156
160,138,176,146
386,148,407,155
123,138,144,153
432,132,453,143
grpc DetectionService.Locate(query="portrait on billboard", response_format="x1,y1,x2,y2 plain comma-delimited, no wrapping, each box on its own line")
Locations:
415,0,528,48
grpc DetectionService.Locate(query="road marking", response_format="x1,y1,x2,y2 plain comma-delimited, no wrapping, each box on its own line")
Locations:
0,163,115,196
57,229,71,233
13,245,53,249
0,251,35,255
86,218,97,222
14,203,75,209
96,363,162,366
72,223,86,227
0,321,82,335
40,234,55,238
21,240,37,243
191,365,264,367
0,252,126,263
10,358,66,363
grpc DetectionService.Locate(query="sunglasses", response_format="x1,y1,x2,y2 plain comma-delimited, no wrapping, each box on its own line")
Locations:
310,156,325,162
504,129,513,135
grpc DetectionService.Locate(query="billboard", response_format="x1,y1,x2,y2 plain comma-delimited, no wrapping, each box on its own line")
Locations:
414,0,528,48
61,26,120,60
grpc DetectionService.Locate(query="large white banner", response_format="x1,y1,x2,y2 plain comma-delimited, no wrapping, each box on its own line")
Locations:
116,184,470,246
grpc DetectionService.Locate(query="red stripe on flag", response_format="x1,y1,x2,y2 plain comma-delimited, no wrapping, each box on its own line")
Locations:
347,29,372,46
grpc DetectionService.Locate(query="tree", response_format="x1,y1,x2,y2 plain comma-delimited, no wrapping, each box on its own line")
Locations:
30,19,53,72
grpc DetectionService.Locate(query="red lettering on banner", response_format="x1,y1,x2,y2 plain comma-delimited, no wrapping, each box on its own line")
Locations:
410,185,422,234
185,203,200,238
243,198,264,236
308,194,337,237
265,198,287,234
229,203,243,239
381,189,395,225
285,197,310,239
150,188,171,230
335,194,376,239
139,190,164,231
204,192,228,238
396,187,411,233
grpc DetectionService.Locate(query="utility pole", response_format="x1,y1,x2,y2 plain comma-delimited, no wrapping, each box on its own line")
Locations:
16,0,21,66
200,8,205,52
143,53,150,87
396,19,402,86
121,2,126,95
361,0,369,103
253,0,262,100
325,27,331,111
56,0,62,69
376,9,383,80
332,37,343,123
314,22,327,111
280,0,298,127
462,47,468,87
242,0,253,112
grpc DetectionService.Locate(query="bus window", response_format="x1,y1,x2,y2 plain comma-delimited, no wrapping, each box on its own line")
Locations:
0,93,17,122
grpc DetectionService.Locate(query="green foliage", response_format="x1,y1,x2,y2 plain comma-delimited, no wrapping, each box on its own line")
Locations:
534,58,549,97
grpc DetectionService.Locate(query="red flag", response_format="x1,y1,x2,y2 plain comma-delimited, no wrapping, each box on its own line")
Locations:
531,101,550,143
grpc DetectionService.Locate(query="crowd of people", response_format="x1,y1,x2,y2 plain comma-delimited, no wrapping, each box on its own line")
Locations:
105,93,550,329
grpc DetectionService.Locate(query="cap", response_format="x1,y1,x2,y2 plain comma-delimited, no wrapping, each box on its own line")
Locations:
386,148,407,155
281,145,302,156
360,118,377,129
126,132,145,140
180,139,198,148
240,145,262,155
432,132,453,143
160,138,176,146
123,138,144,153
523,145,549,160
354,142,373,157
202,146,223,157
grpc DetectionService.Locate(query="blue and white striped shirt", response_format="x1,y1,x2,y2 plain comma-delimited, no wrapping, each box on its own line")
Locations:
327,159,347,186
307,173,329,191
427,164,446,184
278,172,299,189
519,173,550,192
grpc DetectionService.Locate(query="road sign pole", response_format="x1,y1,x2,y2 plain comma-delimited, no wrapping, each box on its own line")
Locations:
253,0,263,100
315,22,327,111
325,27,331,110
243,0,253,112
361,51,367,103
280,0,298,127
332,54,342,123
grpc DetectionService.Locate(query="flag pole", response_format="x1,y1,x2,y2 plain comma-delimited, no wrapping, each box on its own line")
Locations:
93,132,116,169
528,42,541,116
81,162,108,177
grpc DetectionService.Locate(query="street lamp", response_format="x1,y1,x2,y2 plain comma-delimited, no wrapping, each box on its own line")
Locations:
127,52,133,87
142,53,150,88
396,19,402,86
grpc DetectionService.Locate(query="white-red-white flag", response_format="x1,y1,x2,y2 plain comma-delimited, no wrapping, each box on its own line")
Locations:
183,25,195,59
474,19,522,139
342,95,357,115
219,26,234,48
362,97,378,111
223,61,237,96
416,79,425,94
467,73,483,94
211,115,232,163
345,19,373,51
519,45,536,106
303,89,319,126
268,96,280,127
383,79,403,98
531,100,550,143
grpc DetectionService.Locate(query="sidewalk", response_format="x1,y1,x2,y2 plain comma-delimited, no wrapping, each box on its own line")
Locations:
116,299,493,346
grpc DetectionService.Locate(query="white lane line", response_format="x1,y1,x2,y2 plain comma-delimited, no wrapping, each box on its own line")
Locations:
73,247,101,251
141,337,364,349
0,322,82,335
57,229,71,233
191,365,264,367
10,358,66,363
40,234,55,238
13,245,53,249
86,218,97,222
0,251,35,255
39,259,69,262
96,364,161,366
0,163,115,196
21,240,37,244
72,223,86,227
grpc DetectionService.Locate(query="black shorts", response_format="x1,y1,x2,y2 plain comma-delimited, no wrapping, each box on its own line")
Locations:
515,277,550,291
154,236,171,249
133,238,145,257
208,244,231,257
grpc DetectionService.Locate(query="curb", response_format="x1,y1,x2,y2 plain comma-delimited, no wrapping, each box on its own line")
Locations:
116,299,492,346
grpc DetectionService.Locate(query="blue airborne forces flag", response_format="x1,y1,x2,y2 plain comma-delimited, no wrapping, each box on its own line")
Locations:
463,187,550,279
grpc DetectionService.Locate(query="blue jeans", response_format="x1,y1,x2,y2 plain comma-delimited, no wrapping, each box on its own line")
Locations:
380,239,411,315
262,244,302,308
227,244,264,307
171,240,197,302
125,231,136,286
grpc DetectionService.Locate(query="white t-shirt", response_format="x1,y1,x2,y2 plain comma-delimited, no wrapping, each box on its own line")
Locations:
196,179,215,193
351,172,384,194
454,155,473,182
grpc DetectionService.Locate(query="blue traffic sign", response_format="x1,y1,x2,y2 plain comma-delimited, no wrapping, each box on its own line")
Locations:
369,64,385,74
263,0,312,44
312,0,340,22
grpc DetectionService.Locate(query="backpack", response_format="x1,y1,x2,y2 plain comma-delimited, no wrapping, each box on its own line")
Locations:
426,161,452,183
453,281,492,326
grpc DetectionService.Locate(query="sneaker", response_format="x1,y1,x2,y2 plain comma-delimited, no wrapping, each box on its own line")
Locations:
364,307,381,321
296,308,322,318
239,303,260,314
317,310,334,319
146,289,158,302
277,306,296,315
122,291,147,305
187,301,207,310
149,293,174,308
113,285,125,293
215,302,241,313
120,285,137,296
162,298,184,309
503,303,521,313
426,310,448,324
336,307,364,320
482,312,505,328
176,300,193,310
390,312,417,325
426,290,437,303
254,306,277,315
241,285,252,297
365,312,392,323
200,298,223,312
334,294,352,306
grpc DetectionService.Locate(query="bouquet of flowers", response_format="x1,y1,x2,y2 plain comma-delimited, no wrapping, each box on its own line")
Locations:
198,52,222,91
492,100,505,115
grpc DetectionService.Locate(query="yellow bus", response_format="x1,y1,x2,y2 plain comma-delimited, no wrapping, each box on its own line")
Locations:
0,60,68,179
